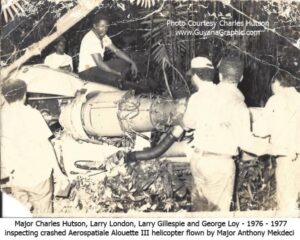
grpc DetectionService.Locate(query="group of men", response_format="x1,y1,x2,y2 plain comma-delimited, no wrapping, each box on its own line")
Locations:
1,12,299,215
183,56,300,213
1,58,299,215
44,13,138,88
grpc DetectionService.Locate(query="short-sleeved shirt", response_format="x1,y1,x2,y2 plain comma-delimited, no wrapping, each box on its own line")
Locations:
78,30,112,72
184,82,252,155
1,104,56,188
44,53,73,70
253,88,300,155
183,82,216,129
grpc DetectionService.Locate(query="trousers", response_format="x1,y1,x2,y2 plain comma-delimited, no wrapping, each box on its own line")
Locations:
79,58,130,88
276,156,300,212
11,177,53,215
190,151,235,211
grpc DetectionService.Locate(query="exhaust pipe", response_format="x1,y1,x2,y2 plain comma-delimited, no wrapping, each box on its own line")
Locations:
125,126,184,163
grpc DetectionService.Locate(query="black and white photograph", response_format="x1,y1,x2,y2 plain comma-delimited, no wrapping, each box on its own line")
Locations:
0,0,300,219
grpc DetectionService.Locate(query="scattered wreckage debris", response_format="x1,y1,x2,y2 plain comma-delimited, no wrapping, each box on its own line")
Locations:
53,154,294,214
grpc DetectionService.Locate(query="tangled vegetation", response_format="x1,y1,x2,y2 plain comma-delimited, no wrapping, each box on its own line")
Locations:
54,153,299,214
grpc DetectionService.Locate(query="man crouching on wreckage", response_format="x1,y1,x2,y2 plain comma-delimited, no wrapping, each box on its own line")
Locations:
78,13,139,90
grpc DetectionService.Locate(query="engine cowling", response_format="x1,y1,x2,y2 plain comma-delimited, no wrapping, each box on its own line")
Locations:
59,90,187,140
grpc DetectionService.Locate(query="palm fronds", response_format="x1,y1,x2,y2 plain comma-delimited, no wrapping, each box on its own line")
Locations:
130,0,159,9
1,0,26,23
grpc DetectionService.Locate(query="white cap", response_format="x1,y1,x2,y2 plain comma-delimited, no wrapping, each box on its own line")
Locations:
190,57,213,69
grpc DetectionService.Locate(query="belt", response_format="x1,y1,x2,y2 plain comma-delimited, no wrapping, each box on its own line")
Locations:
193,148,235,159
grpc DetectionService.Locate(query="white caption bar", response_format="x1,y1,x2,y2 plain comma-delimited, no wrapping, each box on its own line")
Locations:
0,218,300,240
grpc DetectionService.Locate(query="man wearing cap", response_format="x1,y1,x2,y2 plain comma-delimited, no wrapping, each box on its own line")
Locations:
183,56,216,130
183,56,218,211
184,56,270,211
0,80,67,214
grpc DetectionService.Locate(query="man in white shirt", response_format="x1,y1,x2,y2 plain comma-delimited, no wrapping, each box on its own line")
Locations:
78,13,138,88
182,56,220,211
1,80,68,214
44,37,73,72
183,57,217,131
253,72,300,212
183,56,269,211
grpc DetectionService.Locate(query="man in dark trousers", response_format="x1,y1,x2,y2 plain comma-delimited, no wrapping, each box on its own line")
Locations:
78,13,138,88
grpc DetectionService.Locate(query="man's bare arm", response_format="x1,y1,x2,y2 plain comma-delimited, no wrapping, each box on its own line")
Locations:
108,43,138,77
91,53,121,76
